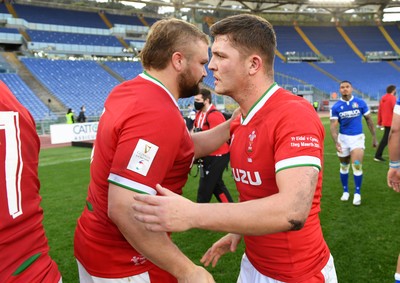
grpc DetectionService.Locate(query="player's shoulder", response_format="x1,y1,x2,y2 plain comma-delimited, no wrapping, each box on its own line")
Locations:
269,90,316,118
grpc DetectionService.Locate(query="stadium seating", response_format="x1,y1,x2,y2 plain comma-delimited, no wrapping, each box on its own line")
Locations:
27,30,123,47
0,2,398,121
106,13,144,27
275,26,313,55
0,73,56,120
342,26,393,53
13,4,108,29
104,61,143,80
20,58,120,116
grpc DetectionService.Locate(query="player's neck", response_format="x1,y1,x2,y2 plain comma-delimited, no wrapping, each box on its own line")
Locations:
145,68,180,100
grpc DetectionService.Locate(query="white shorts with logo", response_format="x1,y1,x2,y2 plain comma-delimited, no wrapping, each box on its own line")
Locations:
237,253,337,283
337,133,365,157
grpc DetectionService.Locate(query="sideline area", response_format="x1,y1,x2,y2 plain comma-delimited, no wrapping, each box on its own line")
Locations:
39,111,331,149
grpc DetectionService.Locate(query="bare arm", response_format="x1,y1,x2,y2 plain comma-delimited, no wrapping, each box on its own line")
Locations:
364,114,377,147
389,113,400,162
387,112,400,191
191,120,230,159
133,166,318,235
330,119,342,153
108,184,214,282
191,109,241,159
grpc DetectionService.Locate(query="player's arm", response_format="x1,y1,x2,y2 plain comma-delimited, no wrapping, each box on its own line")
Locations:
364,113,377,147
192,109,240,159
108,183,214,282
133,166,317,235
329,118,341,153
387,109,400,191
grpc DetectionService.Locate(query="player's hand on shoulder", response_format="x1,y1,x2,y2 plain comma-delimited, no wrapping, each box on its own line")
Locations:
133,184,196,232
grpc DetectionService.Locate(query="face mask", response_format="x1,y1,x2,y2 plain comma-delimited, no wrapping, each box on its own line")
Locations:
194,101,205,111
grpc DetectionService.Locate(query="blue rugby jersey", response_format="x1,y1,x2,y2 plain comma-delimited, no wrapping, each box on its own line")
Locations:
330,96,370,135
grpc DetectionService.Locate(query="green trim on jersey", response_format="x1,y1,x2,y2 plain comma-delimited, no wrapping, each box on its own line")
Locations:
12,253,41,275
242,82,277,123
276,163,321,174
143,71,165,87
86,200,93,211
108,179,151,195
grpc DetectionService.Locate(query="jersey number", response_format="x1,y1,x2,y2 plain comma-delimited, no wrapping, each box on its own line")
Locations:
0,111,23,219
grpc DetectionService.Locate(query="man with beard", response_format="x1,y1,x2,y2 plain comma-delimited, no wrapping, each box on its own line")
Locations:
74,18,228,283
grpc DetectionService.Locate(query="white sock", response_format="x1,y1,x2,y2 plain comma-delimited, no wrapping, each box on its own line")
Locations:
394,272,400,282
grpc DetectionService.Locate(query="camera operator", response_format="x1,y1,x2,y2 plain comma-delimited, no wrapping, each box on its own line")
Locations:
193,89,234,203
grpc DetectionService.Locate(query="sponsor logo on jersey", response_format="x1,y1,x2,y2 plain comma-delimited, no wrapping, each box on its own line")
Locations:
232,168,262,185
339,109,361,118
127,139,159,176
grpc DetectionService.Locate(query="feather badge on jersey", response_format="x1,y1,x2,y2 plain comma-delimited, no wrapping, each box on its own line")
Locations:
247,130,256,153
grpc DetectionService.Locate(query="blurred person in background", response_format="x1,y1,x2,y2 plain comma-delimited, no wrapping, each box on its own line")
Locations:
374,85,396,162
193,88,233,203
77,105,87,123
66,108,74,124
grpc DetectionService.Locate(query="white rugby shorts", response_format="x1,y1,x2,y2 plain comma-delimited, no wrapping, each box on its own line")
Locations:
337,133,365,157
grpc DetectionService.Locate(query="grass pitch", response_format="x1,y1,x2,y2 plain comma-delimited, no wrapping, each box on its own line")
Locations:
38,115,400,282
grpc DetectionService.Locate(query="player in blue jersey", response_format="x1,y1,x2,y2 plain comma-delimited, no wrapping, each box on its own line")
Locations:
330,81,377,206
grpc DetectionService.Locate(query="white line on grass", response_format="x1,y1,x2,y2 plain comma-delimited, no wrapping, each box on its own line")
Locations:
39,157,90,167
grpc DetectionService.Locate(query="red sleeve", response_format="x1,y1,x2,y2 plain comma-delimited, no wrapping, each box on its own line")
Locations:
110,106,187,192
378,98,383,125
274,102,324,165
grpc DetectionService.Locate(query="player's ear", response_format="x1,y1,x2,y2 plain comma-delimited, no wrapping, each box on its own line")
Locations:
171,52,185,72
248,55,262,75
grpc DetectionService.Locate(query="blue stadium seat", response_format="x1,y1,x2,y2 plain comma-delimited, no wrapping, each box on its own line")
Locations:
13,4,108,29
20,58,120,116
0,73,56,120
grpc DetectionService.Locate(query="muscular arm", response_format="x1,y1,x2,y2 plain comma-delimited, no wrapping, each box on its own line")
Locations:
329,119,339,144
387,113,400,191
195,166,317,234
133,166,318,235
364,114,377,147
330,119,342,153
192,110,240,159
108,183,198,279
389,113,400,162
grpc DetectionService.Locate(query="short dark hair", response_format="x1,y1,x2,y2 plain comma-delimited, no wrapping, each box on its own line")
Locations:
387,85,396,93
199,88,212,104
340,80,352,86
140,18,209,70
210,14,276,75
